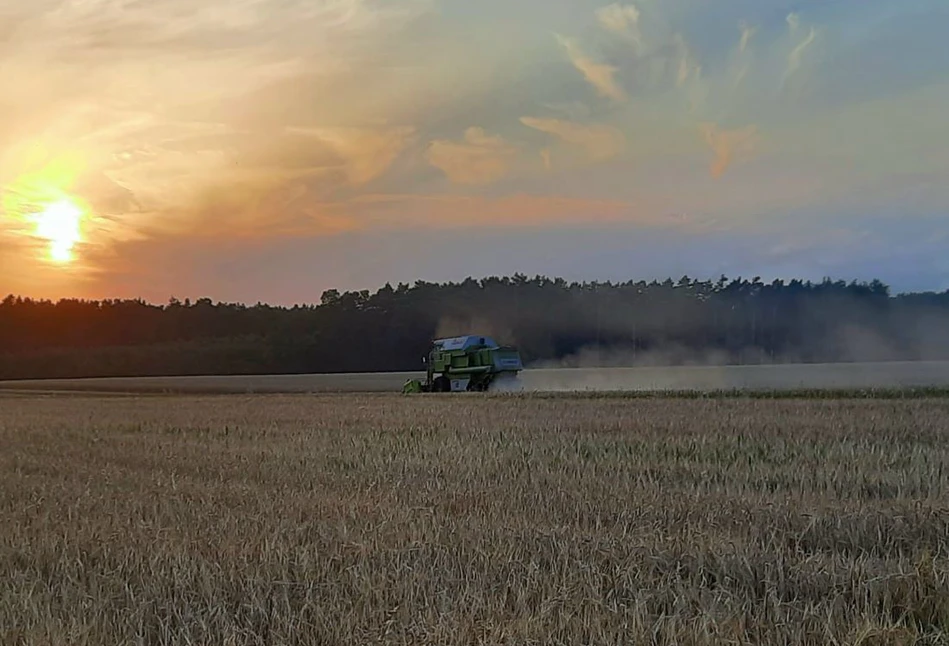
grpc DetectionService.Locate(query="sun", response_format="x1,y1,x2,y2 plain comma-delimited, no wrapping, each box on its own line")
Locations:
33,198,84,263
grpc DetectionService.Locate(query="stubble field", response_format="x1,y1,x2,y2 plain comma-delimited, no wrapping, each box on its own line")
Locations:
2,392,949,645
3,360,949,394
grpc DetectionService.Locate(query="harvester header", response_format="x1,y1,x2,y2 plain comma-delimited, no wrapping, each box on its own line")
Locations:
403,335,523,393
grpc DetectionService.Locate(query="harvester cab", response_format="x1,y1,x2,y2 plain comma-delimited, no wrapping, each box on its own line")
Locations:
402,335,523,393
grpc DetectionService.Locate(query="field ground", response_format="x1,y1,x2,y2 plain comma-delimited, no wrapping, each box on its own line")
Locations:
2,392,949,644
3,360,949,394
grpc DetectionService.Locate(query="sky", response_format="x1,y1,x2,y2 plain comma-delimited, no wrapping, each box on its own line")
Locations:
1,0,947,304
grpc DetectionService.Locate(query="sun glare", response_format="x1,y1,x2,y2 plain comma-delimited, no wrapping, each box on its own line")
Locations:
33,199,83,263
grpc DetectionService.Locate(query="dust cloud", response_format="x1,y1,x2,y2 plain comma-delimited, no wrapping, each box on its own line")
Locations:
443,308,949,392
432,297,949,393
508,321,949,392
513,362,949,393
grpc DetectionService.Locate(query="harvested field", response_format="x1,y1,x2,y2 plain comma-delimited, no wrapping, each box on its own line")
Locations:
2,393,949,644
3,360,949,394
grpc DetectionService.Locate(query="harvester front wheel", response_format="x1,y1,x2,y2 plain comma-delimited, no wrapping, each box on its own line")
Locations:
433,375,451,392
467,378,489,392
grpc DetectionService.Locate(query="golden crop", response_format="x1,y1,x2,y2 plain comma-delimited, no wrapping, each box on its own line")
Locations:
2,393,948,644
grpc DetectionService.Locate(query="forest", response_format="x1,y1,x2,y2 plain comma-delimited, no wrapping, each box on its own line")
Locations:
1,275,948,380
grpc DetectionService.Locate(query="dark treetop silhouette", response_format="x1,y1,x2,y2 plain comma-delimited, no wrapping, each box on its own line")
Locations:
1,275,947,380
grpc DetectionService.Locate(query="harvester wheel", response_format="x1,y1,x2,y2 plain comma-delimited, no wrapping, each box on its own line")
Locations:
433,375,451,392
468,379,488,392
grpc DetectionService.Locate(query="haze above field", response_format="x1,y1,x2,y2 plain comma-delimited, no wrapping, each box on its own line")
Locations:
1,0,947,303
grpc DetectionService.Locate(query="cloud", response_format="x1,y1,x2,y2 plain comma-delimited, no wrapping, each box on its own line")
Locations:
425,127,518,185
674,34,701,88
542,101,594,121
739,21,757,54
520,117,626,162
596,3,642,46
555,35,626,102
0,0,432,248
730,21,758,89
105,123,420,243
700,123,759,178
786,13,801,34
292,126,416,186
787,24,817,80
13,0,431,60
86,123,407,243
540,148,553,171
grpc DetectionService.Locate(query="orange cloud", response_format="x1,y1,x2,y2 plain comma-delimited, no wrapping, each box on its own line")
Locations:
291,126,416,186
540,148,553,171
425,127,518,185
520,117,626,162
82,123,417,250
0,0,431,272
555,35,626,102
700,122,759,178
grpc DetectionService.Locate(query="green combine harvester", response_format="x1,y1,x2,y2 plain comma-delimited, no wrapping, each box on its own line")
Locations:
402,335,524,393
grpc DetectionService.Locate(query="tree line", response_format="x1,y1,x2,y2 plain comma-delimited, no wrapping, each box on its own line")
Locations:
1,275,948,380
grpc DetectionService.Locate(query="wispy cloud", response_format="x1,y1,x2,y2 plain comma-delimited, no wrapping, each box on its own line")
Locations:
425,127,518,185
674,34,701,89
0,0,433,251
731,21,758,89
555,35,626,102
701,123,759,178
786,20,817,80
540,148,553,171
596,3,642,47
520,117,626,163
739,21,757,54
292,126,417,186
786,12,801,34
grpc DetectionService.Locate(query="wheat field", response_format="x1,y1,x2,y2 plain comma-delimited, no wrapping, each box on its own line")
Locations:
2,392,949,645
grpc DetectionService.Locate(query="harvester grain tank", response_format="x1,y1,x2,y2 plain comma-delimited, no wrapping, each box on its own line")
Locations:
402,335,523,393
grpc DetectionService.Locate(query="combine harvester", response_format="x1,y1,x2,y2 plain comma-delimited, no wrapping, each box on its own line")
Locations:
403,335,524,393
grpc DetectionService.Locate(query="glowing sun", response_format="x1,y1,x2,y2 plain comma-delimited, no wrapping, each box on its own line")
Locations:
34,198,83,263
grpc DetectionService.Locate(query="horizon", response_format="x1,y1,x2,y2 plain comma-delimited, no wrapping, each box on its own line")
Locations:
1,0,947,303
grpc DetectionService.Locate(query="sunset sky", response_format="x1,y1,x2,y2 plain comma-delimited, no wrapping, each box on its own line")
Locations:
1,0,947,304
